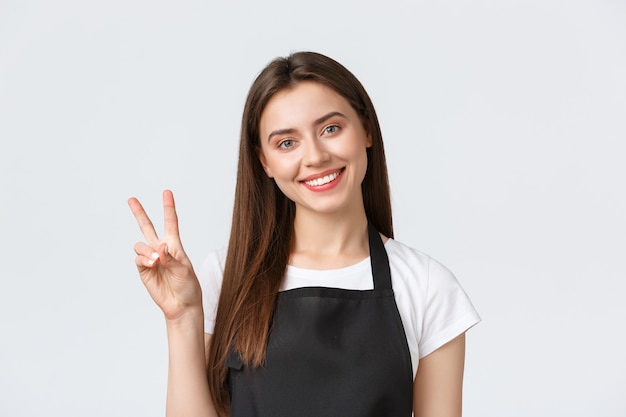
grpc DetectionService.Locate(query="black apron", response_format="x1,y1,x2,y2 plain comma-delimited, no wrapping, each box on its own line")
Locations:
226,224,413,417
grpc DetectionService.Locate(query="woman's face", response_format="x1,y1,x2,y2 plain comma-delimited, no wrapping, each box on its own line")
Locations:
258,81,372,217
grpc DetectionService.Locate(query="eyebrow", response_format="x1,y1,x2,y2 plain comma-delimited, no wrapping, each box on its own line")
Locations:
266,111,347,143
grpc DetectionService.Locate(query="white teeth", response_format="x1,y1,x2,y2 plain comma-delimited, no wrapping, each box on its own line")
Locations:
304,171,340,186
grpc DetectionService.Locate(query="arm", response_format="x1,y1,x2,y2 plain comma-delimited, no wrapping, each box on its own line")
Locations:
164,309,217,417
413,333,466,417
129,190,217,417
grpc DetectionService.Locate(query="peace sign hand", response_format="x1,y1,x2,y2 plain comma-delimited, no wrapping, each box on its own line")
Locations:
128,190,202,322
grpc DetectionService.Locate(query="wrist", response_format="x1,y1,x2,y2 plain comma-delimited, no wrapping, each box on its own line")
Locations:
164,305,205,330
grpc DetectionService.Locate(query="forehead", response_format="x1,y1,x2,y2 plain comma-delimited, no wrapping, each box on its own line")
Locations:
259,81,354,132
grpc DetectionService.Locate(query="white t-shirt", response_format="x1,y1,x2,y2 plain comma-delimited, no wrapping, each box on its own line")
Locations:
198,238,481,378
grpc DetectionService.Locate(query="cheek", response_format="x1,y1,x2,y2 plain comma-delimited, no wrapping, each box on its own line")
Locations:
263,154,300,180
333,138,369,162
345,141,370,177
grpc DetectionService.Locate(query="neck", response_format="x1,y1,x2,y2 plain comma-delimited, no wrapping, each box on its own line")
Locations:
290,206,370,269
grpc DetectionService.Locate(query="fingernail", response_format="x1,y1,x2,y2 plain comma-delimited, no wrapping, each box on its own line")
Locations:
151,252,159,259
164,245,169,256
147,259,155,266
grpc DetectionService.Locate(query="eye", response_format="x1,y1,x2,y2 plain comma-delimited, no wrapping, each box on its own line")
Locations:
278,139,295,149
323,125,340,135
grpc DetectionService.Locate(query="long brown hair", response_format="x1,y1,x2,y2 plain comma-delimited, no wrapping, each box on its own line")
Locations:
206,51,394,416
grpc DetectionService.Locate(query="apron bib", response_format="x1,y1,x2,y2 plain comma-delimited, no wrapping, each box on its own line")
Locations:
226,224,413,417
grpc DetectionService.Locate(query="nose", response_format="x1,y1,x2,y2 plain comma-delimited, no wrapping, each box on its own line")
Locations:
303,138,330,167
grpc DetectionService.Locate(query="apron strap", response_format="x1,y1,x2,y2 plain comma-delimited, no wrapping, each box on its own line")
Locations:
368,222,392,290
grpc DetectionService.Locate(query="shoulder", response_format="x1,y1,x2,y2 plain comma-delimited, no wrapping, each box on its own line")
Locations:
198,246,228,277
197,247,228,292
198,247,228,334
385,238,460,289
385,238,430,273
385,238,480,365
386,238,433,315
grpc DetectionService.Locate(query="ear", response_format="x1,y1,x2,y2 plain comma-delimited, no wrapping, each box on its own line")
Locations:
361,117,373,148
258,149,274,178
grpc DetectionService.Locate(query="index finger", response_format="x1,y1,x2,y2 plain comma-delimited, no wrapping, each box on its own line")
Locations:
128,196,160,244
162,189,180,239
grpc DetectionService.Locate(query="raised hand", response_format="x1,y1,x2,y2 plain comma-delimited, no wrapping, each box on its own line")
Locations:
128,190,202,322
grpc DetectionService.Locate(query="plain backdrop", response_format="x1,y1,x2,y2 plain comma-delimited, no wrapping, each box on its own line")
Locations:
1,0,625,416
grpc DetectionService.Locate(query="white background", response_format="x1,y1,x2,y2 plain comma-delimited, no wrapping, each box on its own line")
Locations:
1,0,625,416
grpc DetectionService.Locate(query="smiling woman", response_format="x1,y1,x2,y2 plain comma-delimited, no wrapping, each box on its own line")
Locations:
129,51,480,417
258,82,372,216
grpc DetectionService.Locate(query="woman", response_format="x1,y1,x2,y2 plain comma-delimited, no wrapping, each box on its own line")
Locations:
129,51,480,417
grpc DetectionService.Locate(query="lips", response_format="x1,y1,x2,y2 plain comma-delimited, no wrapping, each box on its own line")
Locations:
302,168,344,187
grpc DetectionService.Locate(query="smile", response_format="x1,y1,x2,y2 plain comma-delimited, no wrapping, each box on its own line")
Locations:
303,169,344,187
